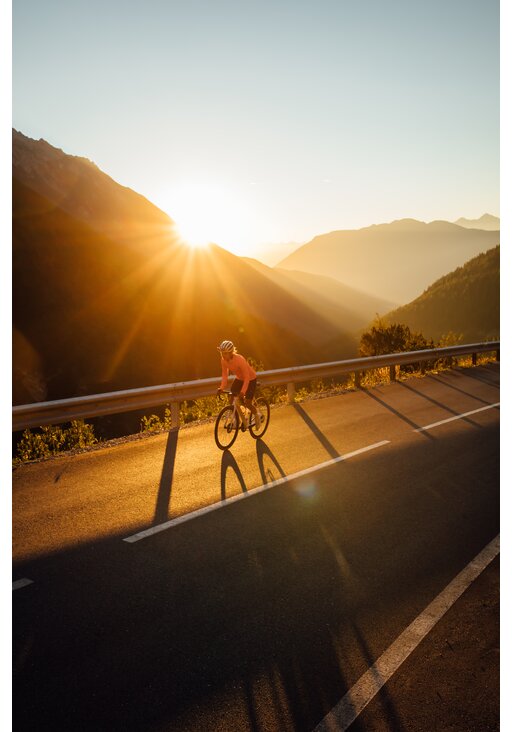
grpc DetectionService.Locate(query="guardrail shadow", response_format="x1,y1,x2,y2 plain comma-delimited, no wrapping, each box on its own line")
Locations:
459,366,500,389
220,449,248,500
292,403,339,458
428,374,496,405
256,439,286,486
361,388,435,440
153,429,179,524
396,381,483,429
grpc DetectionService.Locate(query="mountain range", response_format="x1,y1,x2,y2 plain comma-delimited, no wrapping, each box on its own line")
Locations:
12,129,500,410
454,214,500,231
278,219,499,304
243,258,396,332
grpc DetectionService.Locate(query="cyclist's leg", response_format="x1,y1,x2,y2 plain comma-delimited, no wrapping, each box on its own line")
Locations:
244,398,259,427
244,380,260,427
231,379,248,428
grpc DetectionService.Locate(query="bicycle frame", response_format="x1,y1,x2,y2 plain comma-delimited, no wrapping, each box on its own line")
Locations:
221,388,265,425
223,392,250,428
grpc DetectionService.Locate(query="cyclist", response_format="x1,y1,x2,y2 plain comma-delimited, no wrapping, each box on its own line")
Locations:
217,340,260,430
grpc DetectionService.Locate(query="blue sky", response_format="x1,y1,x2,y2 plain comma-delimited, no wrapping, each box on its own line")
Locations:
12,0,499,256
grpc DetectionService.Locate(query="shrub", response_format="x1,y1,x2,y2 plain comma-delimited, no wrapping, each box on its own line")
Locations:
359,317,435,373
15,420,98,463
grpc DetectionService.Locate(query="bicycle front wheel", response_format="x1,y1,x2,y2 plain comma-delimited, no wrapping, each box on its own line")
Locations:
214,405,239,450
249,397,270,439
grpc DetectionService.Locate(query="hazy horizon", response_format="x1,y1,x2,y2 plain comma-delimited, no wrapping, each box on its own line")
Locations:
10,124,502,266
12,0,499,258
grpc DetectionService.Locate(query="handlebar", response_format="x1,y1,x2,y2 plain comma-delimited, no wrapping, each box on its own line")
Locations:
217,390,245,401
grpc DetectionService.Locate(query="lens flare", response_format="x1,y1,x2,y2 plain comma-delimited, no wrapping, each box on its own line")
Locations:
294,479,318,501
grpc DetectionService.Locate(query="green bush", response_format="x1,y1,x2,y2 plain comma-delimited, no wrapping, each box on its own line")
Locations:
359,317,435,373
180,396,219,423
15,420,98,463
140,413,166,432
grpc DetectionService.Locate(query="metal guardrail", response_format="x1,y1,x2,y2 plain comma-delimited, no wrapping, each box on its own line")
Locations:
12,341,499,432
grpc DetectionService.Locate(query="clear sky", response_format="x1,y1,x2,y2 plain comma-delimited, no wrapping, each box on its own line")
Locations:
12,0,499,256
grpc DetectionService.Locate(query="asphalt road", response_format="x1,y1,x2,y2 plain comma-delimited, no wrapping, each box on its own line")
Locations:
12,363,500,731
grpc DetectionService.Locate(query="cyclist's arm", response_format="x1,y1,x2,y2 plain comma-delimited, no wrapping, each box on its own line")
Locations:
220,358,229,391
239,358,251,396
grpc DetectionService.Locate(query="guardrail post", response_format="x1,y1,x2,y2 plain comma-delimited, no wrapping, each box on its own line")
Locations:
170,402,180,431
389,365,397,382
472,352,478,366
287,382,296,404
354,371,361,388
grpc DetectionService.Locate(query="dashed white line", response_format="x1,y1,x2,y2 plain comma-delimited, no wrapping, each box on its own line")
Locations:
414,402,500,433
13,578,34,591
123,440,390,543
314,534,500,732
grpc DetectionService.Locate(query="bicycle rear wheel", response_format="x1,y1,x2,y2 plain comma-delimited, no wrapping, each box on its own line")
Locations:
249,397,270,439
214,405,239,449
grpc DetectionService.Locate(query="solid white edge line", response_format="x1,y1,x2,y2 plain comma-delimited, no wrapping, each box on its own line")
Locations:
123,440,390,543
414,402,500,433
314,534,500,732
12,578,34,591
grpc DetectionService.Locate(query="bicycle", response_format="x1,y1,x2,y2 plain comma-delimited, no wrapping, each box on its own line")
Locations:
214,387,270,450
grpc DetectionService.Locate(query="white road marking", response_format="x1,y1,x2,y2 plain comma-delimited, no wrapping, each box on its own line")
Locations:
12,578,34,591
123,440,390,543
414,402,500,433
314,534,500,732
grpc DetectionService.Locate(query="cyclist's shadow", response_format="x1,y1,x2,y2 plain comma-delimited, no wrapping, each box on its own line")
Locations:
256,439,286,486
220,450,248,500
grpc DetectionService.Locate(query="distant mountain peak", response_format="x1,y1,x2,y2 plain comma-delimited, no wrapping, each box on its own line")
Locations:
387,218,425,227
454,213,500,231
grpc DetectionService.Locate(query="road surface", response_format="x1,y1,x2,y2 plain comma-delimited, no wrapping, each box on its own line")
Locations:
13,363,500,730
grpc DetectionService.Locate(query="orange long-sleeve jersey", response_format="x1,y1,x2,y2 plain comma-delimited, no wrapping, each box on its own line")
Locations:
220,353,257,394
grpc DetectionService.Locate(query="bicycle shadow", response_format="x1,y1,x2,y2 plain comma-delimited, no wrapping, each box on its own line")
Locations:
220,449,248,500
256,439,286,486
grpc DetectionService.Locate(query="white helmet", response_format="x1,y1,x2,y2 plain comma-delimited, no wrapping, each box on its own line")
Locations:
217,339,235,353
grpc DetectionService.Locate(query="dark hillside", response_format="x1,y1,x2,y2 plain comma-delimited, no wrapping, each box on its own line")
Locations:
12,129,174,251
384,246,499,342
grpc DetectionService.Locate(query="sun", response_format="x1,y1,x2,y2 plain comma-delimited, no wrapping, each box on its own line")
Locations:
157,182,251,253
